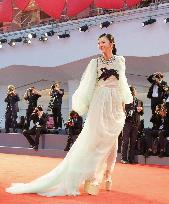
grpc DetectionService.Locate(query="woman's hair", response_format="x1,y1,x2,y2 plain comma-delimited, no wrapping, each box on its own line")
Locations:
98,33,117,55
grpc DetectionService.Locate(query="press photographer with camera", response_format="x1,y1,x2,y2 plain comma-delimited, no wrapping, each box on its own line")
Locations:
23,105,47,151
121,86,144,164
145,103,168,157
64,111,83,151
147,72,168,116
48,82,64,130
5,85,20,133
24,86,41,129
164,85,169,117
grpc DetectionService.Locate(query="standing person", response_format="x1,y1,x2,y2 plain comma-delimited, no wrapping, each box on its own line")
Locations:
49,82,64,130
64,111,83,151
147,72,167,116
145,103,167,157
5,85,20,133
22,106,47,151
24,87,41,129
157,106,169,157
6,33,132,196
165,86,169,117
121,86,144,164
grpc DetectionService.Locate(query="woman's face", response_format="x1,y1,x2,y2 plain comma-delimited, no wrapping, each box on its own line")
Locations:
98,36,113,54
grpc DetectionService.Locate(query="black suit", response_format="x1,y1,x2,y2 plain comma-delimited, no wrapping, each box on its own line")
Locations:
24,93,41,129
49,89,64,129
121,97,144,163
165,93,169,117
23,112,47,150
147,75,167,115
5,93,20,133
145,114,162,152
145,112,169,156
158,116,169,155
64,115,83,151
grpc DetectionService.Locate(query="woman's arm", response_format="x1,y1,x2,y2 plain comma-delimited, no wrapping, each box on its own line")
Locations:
72,59,97,116
118,56,133,105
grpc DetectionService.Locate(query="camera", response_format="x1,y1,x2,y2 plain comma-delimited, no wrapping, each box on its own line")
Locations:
28,87,33,91
28,88,33,95
152,72,163,81
26,87,34,97
64,119,74,128
155,103,167,117
7,85,15,96
33,106,43,114
152,74,160,80
33,108,39,115
51,84,55,90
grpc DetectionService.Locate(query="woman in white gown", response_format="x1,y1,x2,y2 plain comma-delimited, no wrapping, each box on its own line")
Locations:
6,33,132,196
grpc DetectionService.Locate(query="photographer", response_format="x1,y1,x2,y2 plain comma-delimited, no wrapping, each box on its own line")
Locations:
23,106,47,151
158,105,169,157
5,85,20,133
147,72,167,116
145,103,168,157
24,86,41,129
165,86,169,117
48,82,64,130
64,111,83,151
121,86,144,164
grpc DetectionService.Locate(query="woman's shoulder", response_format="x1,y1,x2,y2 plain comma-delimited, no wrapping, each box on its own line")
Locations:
90,58,97,62
115,55,125,63
114,55,126,71
84,59,97,73
88,58,98,67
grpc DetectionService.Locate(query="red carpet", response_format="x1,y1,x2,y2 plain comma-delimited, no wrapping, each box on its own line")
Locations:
0,153,169,204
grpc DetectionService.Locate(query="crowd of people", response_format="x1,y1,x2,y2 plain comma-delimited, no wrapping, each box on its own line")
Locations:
4,83,61,150
120,72,169,163
4,83,64,130
121,86,144,164
3,72,169,158
145,72,169,158
3,82,84,151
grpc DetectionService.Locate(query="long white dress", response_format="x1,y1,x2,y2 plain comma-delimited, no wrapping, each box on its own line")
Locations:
6,55,132,196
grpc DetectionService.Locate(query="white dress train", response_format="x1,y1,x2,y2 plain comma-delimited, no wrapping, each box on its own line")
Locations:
6,55,132,196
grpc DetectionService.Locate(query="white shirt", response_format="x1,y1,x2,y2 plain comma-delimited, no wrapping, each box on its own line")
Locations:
166,95,169,102
152,84,158,97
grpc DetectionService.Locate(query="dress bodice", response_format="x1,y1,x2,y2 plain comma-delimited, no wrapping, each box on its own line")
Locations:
97,56,119,88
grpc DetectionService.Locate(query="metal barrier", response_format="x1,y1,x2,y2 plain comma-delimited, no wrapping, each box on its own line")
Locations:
1,0,169,35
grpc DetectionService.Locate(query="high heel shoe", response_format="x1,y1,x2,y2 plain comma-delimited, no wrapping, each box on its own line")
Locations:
84,180,99,195
105,179,112,191
105,170,112,191
84,180,90,192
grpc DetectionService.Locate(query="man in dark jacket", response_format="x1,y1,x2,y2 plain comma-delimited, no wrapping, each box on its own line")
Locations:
5,85,20,133
121,86,144,164
147,72,167,116
23,106,47,151
49,83,64,130
145,103,168,157
165,86,169,117
24,86,41,129
64,111,83,151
